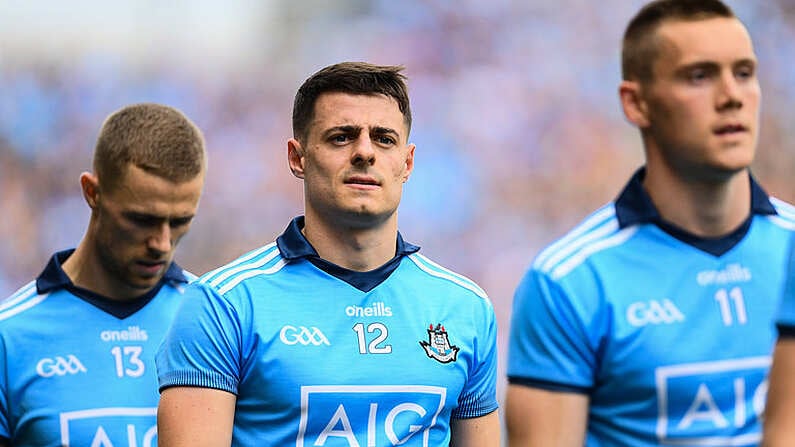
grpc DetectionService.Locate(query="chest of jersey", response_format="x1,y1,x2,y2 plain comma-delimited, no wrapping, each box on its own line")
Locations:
2,290,181,447
580,223,786,445
233,266,480,446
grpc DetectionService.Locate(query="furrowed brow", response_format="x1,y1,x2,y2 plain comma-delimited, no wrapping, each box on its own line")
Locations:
371,126,399,137
324,125,362,136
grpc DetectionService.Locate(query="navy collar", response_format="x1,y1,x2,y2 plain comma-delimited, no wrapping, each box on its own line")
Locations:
36,249,188,318
276,216,420,292
614,167,777,256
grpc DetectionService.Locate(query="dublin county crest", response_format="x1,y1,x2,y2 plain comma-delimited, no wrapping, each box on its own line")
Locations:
419,324,459,363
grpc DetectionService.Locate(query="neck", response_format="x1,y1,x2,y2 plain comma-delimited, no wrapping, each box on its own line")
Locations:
302,211,398,272
62,237,142,301
643,163,751,238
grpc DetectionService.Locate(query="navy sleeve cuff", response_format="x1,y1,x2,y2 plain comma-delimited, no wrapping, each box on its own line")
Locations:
507,376,591,394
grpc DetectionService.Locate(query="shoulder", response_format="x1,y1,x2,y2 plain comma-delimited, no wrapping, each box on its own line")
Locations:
404,253,489,302
767,197,795,230
195,242,287,295
0,280,46,323
181,269,199,283
531,203,636,281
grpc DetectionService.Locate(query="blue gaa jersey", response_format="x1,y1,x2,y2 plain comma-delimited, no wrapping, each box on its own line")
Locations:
775,235,795,336
0,250,192,447
508,168,795,447
157,217,498,446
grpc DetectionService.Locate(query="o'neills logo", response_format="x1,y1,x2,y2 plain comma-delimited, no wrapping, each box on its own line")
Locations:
696,263,752,286
100,326,149,342
345,302,393,317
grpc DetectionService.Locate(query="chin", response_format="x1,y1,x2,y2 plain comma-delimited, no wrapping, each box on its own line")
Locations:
127,276,161,291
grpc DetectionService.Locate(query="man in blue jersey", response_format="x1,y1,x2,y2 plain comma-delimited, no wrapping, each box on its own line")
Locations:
0,103,206,446
506,1,795,446
762,245,795,446
155,62,500,446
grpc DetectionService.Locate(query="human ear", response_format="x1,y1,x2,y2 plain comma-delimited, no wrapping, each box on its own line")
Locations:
287,138,306,179
402,144,415,183
79,172,100,209
619,80,650,128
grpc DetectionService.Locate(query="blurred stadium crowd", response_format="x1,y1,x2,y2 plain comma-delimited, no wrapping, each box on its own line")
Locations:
2,0,795,376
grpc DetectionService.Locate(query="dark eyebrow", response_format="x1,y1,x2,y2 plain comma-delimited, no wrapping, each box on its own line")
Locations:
322,125,362,137
124,211,195,223
733,58,757,68
676,61,719,74
371,126,399,136
677,57,757,75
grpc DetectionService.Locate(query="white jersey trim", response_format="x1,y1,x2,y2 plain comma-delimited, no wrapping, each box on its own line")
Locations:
201,243,281,288
407,253,488,300
534,204,617,272
217,259,289,295
200,242,278,285
771,197,795,220
181,269,199,283
769,198,795,230
550,227,638,280
0,282,48,321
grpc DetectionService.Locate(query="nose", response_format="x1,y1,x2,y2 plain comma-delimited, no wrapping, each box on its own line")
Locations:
147,223,172,255
716,72,743,111
350,137,376,166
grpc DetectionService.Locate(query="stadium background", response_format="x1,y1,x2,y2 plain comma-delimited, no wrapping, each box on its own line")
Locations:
2,0,795,412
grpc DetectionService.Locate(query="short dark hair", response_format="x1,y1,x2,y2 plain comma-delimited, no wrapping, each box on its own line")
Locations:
292,62,412,143
622,0,736,82
93,103,206,190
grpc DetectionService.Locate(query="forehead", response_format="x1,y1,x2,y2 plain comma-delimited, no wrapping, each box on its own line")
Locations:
105,164,204,215
311,92,407,136
654,17,755,68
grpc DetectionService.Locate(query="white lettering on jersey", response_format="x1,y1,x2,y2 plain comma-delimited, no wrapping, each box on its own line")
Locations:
655,357,769,445
316,405,359,446
678,383,729,429
60,408,157,447
626,299,685,327
36,355,87,377
385,403,427,444
298,385,446,447
90,426,113,447
100,326,149,342
696,264,752,286
86,423,157,447
345,302,393,318
279,325,330,346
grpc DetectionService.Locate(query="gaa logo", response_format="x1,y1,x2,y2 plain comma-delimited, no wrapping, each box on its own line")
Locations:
279,325,330,346
36,355,87,377
626,299,685,327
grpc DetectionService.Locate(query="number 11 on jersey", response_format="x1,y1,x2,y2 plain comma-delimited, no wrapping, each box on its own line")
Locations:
714,287,747,326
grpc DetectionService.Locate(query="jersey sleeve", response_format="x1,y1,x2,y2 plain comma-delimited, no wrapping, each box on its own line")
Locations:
156,281,248,394
777,235,795,336
507,267,604,393
0,333,9,440
452,297,499,419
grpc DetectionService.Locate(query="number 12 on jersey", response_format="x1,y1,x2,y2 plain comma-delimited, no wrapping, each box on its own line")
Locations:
353,323,392,354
